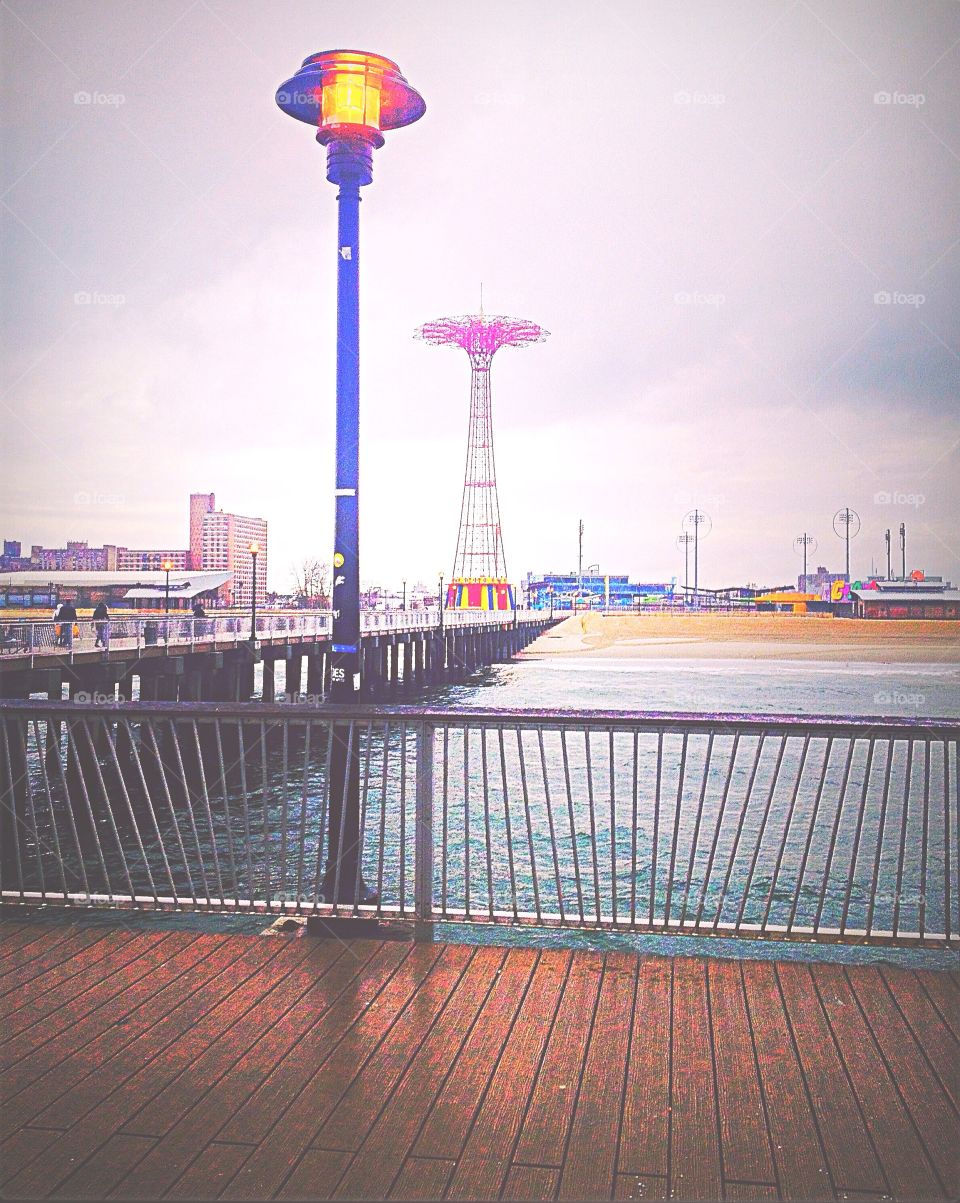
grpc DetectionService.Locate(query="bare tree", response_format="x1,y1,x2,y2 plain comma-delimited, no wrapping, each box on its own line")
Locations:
291,558,330,608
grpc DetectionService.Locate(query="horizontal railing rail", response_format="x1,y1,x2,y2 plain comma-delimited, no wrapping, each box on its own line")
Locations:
1,701,955,947
0,609,542,663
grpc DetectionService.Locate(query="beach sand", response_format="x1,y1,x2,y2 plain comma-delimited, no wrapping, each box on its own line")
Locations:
521,612,960,664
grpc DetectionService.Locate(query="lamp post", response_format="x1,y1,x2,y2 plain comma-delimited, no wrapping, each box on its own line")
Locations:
885,528,891,580
677,533,693,604
278,49,424,904
438,572,445,633
832,507,861,580
249,541,260,641
401,578,406,610
577,519,584,609
682,511,711,608
900,522,906,580
794,533,817,589
162,558,173,644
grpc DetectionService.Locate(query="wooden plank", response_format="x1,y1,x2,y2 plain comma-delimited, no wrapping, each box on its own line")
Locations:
723,1184,778,1200
775,962,885,1194
707,960,776,1187
845,965,957,1191
614,1174,668,1200
880,968,960,1110
163,1141,254,1201
0,932,229,1127
0,923,56,959
276,1148,351,1200
0,1126,59,1187
504,1165,561,1199
0,926,138,1003
811,964,941,1199
411,947,539,1162
559,952,638,1201
223,943,444,1201
315,943,474,1152
333,947,506,1201
1,935,287,1198
915,970,960,1043
0,925,105,991
445,950,570,1200
667,958,723,1202
389,1157,455,1201
109,943,375,1201
618,957,672,1179
512,950,603,1167
0,927,153,1033
50,1133,155,1200
740,961,831,1200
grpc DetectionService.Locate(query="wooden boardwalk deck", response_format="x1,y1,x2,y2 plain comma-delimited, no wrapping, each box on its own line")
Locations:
0,921,956,1201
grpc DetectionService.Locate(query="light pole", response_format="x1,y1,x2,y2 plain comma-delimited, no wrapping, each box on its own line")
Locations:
162,558,173,643
677,533,693,603
249,541,259,641
885,528,891,580
401,578,406,610
832,507,861,580
438,572,445,633
794,533,817,590
900,522,906,579
577,519,584,609
278,49,424,904
682,510,711,608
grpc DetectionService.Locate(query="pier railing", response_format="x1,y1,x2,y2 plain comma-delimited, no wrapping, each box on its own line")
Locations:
1,702,956,947
0,609,539,663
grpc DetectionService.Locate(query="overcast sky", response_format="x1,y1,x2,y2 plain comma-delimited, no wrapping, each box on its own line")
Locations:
2,0,958,593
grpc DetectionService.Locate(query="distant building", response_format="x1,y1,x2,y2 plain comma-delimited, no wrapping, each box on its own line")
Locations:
189,492,216,570
799,565,848,598
201,504,267,607
525,572,675,610
852,578,959,619
0,570,230,610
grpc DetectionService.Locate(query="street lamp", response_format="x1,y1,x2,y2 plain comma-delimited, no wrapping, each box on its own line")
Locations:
682,510,712,608
899,522,906,580
438,572,445,633
162,558,173,643
677,533,694,604
401,578,406,610
884,528,891,580
278,49,424,905
794,533,817,589
832,507,861,580
248,541,260,641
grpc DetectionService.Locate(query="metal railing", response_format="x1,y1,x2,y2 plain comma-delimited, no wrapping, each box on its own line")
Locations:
0,609,541,663
2,702,955,947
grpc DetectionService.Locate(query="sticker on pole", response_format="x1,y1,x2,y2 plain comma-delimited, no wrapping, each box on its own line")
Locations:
332,643,357,654
333,552,345,568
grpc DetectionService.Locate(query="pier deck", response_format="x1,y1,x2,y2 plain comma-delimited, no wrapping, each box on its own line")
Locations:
0,920,956,1201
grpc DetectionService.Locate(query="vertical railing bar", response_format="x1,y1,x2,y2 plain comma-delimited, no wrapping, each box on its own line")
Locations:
191,719,225,905
813,737,856,934
561,728,585,924
464,725,471,919
864,740,896,938
213,719,240,907
352,720,375,915
16,719,46,899
839,737,877,938
376,721,391,913
679,731,716,926
312,721,336,912
663,732,689,927
692,731,741,929
294,719,313,910
279,722,290,906
735,733,787,932
414,721,435,925
944,739,952,944
891,739,914,939
50,717,91,900
498,726,519,920
648,731,663,928
115,717,168,903
259,720,272,912
760,734,811,933
30,718,68,899
919,739,930,940
609,729,617,926
538,726,565,924
1,719,26,897
144,721,195,902
629,731,639,928
63,720,115,902
517,727,542,923
168,719,210,905
441,725,449,917
584,728,601,924
236,722,256,908
399,720,408,916
481,727,495,921
330,721,354,913
786,737,835,934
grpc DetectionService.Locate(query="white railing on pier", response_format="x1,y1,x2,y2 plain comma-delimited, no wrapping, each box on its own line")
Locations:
1,702,956,949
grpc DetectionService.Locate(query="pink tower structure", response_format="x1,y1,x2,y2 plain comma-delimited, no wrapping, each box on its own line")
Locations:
416,312,548,609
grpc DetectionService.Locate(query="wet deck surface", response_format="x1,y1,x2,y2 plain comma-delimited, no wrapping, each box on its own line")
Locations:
0,920,956,1201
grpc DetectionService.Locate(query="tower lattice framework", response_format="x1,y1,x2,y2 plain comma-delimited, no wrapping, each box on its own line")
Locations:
416,314,548,605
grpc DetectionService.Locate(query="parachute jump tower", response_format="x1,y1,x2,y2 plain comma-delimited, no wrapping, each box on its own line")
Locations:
416,312,548,609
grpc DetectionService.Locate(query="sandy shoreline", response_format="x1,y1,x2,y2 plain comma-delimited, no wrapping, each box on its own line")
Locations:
521,612,960,664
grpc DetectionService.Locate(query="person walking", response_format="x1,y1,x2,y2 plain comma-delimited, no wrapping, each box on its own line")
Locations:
53,599,64,646
191,601,207,638
58,599,78,650
92,600,110,648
